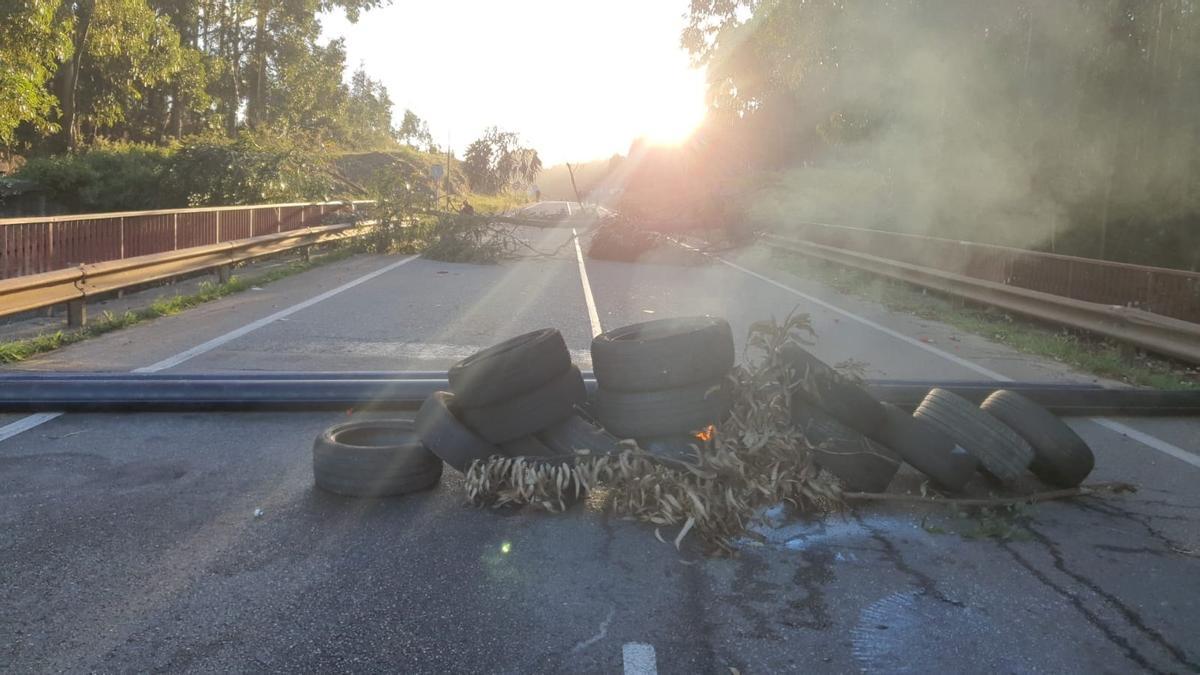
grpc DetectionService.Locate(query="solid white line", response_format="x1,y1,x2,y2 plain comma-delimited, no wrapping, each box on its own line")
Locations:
133,255,418,372
622,643,658,675
573,228,604,338
0,255,418,444
722,254,1200,469
1091,418,1200,469
0,412,64,443
717,257,1011,381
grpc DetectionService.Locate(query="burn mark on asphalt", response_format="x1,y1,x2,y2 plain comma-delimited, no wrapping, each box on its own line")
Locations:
1001,525,1199,673
783,548,834,631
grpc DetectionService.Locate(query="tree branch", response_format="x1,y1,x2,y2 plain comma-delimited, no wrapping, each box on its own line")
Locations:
842,481,1137,507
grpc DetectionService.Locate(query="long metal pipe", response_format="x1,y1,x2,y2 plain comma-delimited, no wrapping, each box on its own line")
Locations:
0,372,1195,416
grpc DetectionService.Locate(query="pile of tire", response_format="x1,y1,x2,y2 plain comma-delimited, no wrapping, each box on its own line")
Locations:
591,316,735,440
415,328,591,473
782,345,1095,491
914,388,1095,487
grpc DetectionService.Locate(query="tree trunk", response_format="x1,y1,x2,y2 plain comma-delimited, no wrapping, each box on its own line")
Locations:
247,0,270,128
54,0,95,152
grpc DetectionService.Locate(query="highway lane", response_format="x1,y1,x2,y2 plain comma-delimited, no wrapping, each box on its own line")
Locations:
1,228,1198,672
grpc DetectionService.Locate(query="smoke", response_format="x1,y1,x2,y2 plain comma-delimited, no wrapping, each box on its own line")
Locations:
735,1,1200,264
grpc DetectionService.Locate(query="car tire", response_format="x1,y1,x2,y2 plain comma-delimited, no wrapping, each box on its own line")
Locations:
781,344,886,436
591,316,735,392
872,403,978,491
415,391,501,473
313,419,443,497
458,365,587,443
914,388,1035,482
594,377,731,439
980,390,1095,487
448,328,572,407
793,403,901,493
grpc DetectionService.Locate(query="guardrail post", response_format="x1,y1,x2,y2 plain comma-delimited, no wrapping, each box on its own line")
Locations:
216,264,231,284
300,245,311,263
67,299,86,328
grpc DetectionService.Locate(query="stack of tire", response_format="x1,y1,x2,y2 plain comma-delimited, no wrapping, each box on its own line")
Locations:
591,316,735,441
415,328,590,472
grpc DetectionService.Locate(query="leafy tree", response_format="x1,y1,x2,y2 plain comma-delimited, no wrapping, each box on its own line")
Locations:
343,69,399,149
461,127,541,194
397,109,432,150
0,1,72,150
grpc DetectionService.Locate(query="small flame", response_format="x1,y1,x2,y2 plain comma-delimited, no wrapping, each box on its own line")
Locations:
694,424,715,442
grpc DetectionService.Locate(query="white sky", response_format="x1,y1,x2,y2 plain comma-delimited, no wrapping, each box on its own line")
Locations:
320,0,708,165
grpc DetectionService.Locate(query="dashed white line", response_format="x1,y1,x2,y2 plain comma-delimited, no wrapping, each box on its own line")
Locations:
573,227,604,337
719,254,1200,469
622,642,658,675
0,255,418,444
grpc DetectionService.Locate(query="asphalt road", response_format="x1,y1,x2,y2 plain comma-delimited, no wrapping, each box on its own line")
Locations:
1,226,1198,673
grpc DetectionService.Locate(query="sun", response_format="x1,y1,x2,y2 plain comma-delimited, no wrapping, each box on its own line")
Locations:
640,70,709,146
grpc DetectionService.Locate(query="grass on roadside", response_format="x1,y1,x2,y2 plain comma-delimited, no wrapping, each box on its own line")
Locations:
769,251,1200,390
0,245,360,365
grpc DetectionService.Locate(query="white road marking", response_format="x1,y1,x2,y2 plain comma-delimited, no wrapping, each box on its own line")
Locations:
0,255,418,445
572,605,615,653
622,642,658,675
0,412,64,443
721,254,1200,469
718,257,1010,381
1091,418,1200,469
573,228,604,337
227,339,592,366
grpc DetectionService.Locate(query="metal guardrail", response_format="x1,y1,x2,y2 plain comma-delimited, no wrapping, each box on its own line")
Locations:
783,221,1200,323
0,220,371,327
0,200,372,279
763,234,1200,365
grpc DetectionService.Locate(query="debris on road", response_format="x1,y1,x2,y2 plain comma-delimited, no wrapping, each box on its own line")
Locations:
314,311,1099,554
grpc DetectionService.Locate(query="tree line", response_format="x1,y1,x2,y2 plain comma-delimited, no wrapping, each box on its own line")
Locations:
0,0,408,153
0,0,542,213
619,0,1200,270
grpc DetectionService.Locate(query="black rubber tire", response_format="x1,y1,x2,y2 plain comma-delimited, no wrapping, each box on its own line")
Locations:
872,403,978,491
499,434,557,458
537,414,623,456
447,328,571,407
591,316,734,392
312,419,443,497
458,365,587,444
981,390,1095,487
781,344,886,436
793,403,901,493
594,377,731,439
913,388,1035,482
415,391,501,473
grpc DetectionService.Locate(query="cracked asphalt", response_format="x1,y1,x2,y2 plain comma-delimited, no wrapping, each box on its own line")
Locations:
1,227,1197,673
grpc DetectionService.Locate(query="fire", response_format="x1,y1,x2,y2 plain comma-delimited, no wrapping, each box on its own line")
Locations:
694,424,715,442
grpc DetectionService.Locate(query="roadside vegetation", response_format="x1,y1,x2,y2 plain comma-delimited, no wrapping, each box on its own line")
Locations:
770,251,1200,391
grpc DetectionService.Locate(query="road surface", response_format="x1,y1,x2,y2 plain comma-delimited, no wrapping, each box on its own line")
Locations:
2,227,1197,673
